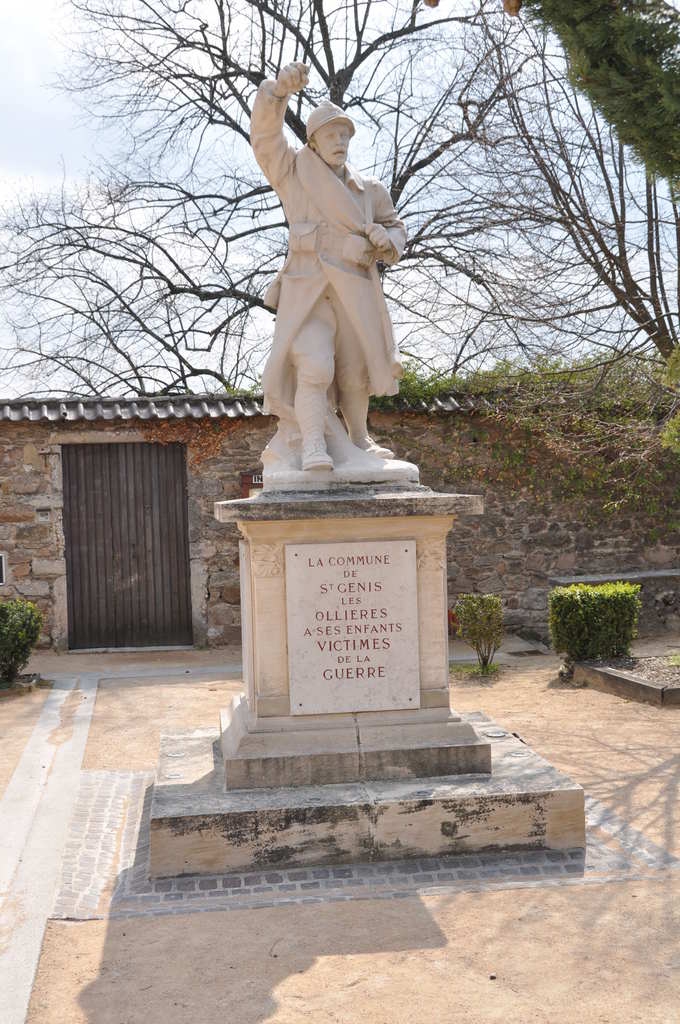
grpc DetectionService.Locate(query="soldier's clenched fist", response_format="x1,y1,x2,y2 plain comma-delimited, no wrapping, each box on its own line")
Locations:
367,223,393,255
272,62,309,98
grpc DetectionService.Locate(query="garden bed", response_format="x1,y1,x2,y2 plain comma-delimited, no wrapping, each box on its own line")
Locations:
573,656,680,706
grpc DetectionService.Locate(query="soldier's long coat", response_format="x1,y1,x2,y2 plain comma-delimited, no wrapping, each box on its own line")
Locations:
250,81,406,419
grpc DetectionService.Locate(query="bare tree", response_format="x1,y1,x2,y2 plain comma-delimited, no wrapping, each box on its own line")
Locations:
1,0,523,397
474,14,679,373
3,2,676,399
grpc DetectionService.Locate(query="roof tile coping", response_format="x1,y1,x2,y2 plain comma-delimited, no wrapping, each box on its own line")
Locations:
0,392,489,424
0,394,265,424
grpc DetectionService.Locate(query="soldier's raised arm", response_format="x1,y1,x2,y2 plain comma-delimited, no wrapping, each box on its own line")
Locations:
250,62,309,191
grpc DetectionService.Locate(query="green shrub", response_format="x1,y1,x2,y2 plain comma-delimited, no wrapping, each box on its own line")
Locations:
548,582,641,662
0,599,43,685
454,593,503,670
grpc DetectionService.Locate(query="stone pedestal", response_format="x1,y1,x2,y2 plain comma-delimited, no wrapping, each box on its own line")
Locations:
216,487,485,723
213,487,490,786
148,485,586,876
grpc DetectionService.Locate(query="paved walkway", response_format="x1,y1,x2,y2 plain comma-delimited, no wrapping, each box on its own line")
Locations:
0,673,98,1024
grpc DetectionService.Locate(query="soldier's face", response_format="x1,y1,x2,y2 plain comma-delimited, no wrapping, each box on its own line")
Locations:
311,121,352,170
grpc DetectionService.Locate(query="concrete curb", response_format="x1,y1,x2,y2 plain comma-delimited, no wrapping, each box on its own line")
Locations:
573,663,680,706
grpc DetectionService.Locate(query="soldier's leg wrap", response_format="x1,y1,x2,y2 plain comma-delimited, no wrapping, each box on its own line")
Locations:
338,386,394,459
290,295,336,470
331,293,394,459
294,381,332,469
337,386,369,446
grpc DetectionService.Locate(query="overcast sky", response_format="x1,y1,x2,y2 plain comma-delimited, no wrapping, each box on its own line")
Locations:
0,0,106,199
0,1,114,396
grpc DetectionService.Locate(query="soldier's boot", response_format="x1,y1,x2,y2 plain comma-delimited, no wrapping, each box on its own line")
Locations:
339,388,394,459
295,382,333,471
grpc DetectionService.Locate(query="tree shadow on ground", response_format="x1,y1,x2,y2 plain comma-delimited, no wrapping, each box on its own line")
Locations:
450,668,505,688
76,892,448,1024
545,673,586,690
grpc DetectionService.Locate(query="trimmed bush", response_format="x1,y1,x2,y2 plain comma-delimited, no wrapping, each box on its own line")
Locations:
454,593,503,670
549,582,641,662
0,599,43,685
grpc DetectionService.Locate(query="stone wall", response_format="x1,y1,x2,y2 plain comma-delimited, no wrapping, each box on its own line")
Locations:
0,425,66,646
190,418,273,646
1,408,678,648
0,417,273,648
368,410,680,640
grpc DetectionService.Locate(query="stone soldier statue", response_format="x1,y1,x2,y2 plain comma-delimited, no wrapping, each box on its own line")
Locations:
250,61,408,476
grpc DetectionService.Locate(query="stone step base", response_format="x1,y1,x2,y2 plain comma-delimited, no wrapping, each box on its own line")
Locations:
220,696,491,790
150,715,585,878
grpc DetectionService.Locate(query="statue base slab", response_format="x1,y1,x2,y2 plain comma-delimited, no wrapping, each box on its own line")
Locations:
262,457,419,493
215,485,484,522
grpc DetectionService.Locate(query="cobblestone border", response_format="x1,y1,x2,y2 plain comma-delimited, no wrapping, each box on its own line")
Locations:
52,772,151,920
52,773,680,921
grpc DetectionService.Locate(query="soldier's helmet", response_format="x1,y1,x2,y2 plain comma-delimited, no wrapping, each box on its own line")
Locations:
306,100,356,142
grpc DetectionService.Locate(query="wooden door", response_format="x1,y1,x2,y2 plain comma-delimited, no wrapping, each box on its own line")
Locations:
62,442,193,649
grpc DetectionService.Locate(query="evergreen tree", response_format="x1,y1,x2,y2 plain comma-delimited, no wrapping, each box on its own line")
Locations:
504,1,680,185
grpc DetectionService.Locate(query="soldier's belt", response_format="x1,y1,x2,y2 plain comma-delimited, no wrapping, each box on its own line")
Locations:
288,221,373,268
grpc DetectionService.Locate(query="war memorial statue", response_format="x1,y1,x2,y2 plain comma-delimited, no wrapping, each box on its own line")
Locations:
142,60,586,880
250,61,416,484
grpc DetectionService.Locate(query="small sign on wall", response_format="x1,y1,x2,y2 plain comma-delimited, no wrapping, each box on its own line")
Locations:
239,470,263,498
285,540,420,715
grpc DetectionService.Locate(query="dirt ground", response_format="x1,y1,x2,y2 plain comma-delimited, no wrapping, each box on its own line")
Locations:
28,879,680,1024
82,673,244,772
28,646,243,677
0,688,49,799
23,645,244,773
450,660,680,856
13,648,680,1023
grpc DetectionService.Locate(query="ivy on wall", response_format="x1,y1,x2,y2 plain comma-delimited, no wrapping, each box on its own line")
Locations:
381,412,679,538
56,417,245,468
371,360,680,533
136,418,244,467
661,349,680,454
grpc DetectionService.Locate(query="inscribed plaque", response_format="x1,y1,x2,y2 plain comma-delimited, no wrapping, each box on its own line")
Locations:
285,540,420,715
